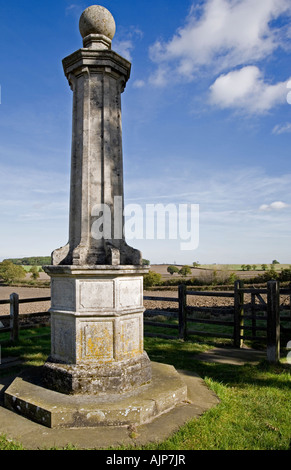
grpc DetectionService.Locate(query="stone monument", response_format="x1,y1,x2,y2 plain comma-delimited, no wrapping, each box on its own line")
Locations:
4,5,202,430
41,4,152,396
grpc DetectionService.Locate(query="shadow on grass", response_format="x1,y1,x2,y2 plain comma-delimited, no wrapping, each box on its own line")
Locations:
0,327,51,381
1,328,290,394
144,336,291,392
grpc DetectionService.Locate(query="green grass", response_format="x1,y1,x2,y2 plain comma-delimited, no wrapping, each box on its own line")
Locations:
0,327,290,450
0,327,51,368
126,337,291,451
0,434,24,450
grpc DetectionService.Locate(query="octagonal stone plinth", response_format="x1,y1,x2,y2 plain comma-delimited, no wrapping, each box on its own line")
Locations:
4,363,187,429
43,352,151,395
42,265,151,395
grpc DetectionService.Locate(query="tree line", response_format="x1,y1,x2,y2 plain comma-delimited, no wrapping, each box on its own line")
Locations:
4,256,51,266
0,261,44,284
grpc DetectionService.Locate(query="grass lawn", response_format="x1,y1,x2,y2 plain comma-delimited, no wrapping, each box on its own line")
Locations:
0,327,290,450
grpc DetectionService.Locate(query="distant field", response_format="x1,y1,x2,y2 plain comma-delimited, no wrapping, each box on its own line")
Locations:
21,266,43,272
16,263,291,283
151,263,290,272
198,264,290,271
17,266,49,282
149,263,290,281
19,263,290,273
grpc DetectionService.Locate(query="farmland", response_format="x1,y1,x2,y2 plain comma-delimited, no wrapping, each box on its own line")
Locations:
149,263,289,282
0,262,290,318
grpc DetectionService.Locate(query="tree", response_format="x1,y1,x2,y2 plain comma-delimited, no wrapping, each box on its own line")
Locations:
192,261,200,267
259,267,279,281
0,260,26,284
261,264,267,271
279,268,291,282
142,259,150,266
30,266,40,280
241,264,246,271
246,265,252,271
272,260,280,265
179,265,192,277
167,265,179,275
228,272,237,284
252,264,257,271
143,271,162,289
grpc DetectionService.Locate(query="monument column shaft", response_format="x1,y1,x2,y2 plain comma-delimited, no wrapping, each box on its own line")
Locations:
52,49,142,266
69,68,125,265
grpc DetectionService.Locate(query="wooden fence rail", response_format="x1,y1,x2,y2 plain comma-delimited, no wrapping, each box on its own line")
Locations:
144,280,291,363
1,282,290,363
0,294,51,341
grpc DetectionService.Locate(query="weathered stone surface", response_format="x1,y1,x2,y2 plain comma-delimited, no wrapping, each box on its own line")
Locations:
0,369,219,449
42,265,151,394
79,5,116,40
43,5,151,396
42,352,152,395
47,265,146,316
4,363,188,429
51,22,141,266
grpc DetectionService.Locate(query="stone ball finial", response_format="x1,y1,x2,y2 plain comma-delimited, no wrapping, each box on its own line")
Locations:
79,5,116,41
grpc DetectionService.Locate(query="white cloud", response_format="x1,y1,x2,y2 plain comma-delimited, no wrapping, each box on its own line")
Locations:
149,0,291,84
114,39,134,61
0,163,69,221
287,80,291,104
126,165,291,212
209,66,290,113
259,201,289,211
66,4,78,11
272,122,291,134
132,79,146,89
0,163,70,258
148,66,169,87
113,26,144,62
65,4,82,17
125,166,291,263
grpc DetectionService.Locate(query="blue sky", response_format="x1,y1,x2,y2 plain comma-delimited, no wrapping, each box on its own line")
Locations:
1,0,291,265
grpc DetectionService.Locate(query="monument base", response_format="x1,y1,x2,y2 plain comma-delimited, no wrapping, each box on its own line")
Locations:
3,266,195,430
4,362,188,429
42,265,152,395
42,352,152,395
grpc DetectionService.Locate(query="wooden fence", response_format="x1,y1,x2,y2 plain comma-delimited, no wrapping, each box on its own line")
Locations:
144,280,291,363
0,294,51,341
1,281,291,363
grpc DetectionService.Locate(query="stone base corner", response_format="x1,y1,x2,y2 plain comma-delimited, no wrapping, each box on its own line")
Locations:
4,362,188,429
42,352,152,395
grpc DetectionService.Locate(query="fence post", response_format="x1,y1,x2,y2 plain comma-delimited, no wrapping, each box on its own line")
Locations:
234,280,244,348
178,284,187,340
251,292,256,338
267,280,280,363
10,293,19,342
